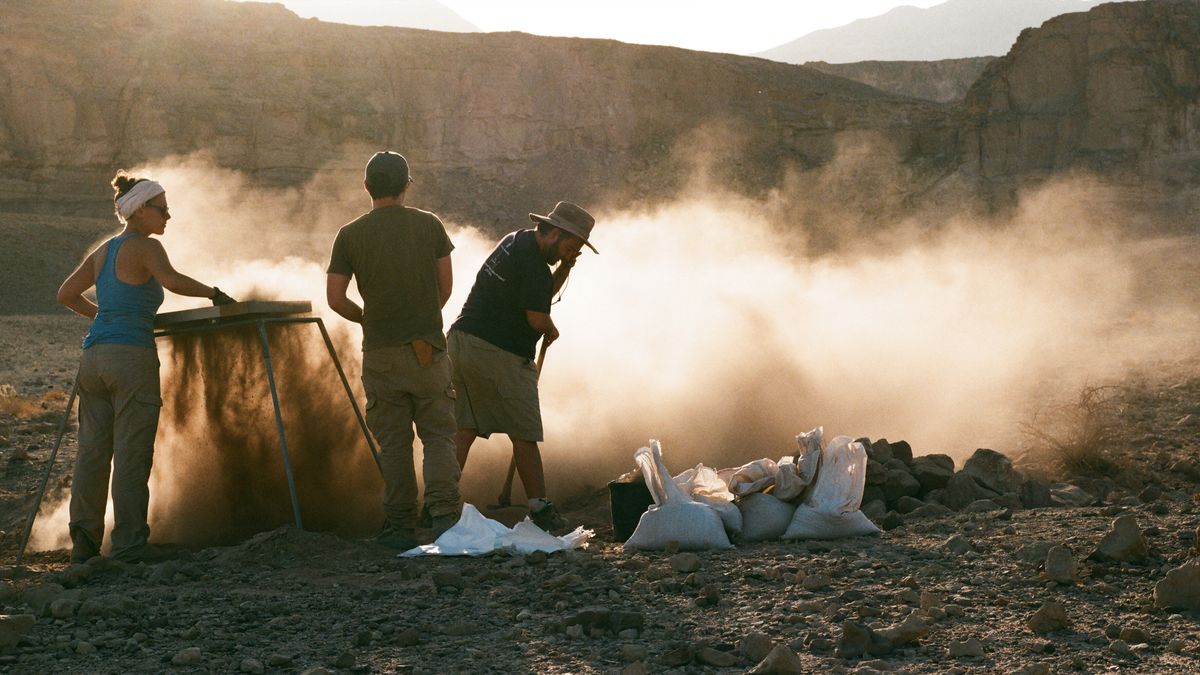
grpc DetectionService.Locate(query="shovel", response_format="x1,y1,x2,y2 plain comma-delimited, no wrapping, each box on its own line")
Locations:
490,339,548,509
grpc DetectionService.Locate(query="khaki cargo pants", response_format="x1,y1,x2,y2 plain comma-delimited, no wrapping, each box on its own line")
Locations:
71,344,161,562
361,345,461,528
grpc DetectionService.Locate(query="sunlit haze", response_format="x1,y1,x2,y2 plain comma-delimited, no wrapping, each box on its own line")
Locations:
257,0,948,54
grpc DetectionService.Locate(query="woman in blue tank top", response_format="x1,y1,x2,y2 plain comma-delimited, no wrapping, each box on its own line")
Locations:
56,170,236,564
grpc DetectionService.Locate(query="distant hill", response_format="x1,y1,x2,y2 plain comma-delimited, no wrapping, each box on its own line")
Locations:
251,0,479,32
758,0,1102,63
803,57,995,103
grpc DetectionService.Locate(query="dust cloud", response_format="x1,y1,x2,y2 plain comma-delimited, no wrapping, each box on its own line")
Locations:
30,144,1200,550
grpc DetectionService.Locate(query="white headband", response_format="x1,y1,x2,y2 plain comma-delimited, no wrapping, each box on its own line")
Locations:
115,180,165,222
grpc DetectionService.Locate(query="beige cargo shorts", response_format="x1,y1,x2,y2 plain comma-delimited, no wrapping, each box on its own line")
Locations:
447,329,543,442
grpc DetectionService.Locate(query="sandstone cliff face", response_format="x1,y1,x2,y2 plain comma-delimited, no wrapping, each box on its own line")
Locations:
0,0,957,228
804,58,995,104
963,0,1200,193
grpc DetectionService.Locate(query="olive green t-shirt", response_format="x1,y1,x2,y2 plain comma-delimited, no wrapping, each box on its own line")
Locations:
327,204,454,351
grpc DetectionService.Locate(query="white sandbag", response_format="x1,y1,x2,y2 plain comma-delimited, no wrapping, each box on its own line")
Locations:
674,463,735,502
783,435,879,540
737,492,798,542
729,458,779,496
775,427,824,501
785,507,880,539
675,463,740,540
624,441,732,551
695,494,744,542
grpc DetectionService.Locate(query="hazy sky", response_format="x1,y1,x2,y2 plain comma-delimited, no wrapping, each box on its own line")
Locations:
265,0,948,54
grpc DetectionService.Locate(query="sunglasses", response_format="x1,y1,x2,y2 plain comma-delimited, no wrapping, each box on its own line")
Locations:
143,202,169,217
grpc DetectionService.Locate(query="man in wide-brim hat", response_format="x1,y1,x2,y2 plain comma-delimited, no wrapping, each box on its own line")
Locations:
448,200,598,533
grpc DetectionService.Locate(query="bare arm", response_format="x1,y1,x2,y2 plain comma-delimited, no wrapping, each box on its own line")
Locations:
525,310,559,346
436,255,453,309
326,273,363,323
142,239,215,298
551,255,577,295
56,252,99,319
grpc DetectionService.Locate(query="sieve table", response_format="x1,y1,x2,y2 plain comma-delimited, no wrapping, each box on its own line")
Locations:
16,301,379,565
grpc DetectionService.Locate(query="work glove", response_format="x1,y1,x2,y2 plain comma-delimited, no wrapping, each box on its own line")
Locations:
210,287,237,306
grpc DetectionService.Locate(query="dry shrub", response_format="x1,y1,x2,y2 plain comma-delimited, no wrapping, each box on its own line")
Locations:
0,388,68,420
1020,385,1129,479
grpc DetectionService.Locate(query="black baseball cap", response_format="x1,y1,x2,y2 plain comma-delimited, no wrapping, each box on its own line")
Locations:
365,151,411,190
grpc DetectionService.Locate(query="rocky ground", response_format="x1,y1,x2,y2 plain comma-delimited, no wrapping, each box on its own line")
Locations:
1,316,1198,674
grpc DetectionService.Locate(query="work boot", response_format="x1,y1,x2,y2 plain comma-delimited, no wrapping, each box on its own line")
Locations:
113,543,178,565
375,523,418,551
430,512,460,539
530,501,571,535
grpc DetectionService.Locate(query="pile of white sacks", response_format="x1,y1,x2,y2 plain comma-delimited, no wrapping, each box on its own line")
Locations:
624,428,880,551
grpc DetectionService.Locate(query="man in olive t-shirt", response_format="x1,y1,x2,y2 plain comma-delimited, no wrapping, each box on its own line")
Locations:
326,151,461,550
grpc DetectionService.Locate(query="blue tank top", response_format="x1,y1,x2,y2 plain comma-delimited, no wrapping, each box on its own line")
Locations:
82,233,164,349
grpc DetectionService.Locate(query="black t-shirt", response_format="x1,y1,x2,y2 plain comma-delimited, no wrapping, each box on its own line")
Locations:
451,229,551,359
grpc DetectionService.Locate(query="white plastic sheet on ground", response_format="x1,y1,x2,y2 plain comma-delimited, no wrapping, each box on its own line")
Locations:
399,503,593,557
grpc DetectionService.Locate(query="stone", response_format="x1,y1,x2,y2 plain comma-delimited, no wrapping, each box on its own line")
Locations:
836,620,891,658
944,534,974,555
868,439,894,463
866,459,889,485
1153,559,1200,610
878,610,930,647
908,503,953,519
431,570,467,589
961,448,1023,494
1042,545,1077,584
1090,515,1150,562
267,654,293,667
882,469,921,503
334,651,355,668
1119,627,1151,644
948,637,985,657
880,512,905,530
621,663,647,675
77,594,135,619
240,658,265,674
1050,484,1095,507
964,499,1001,513
172,647,203,666
49,598,80,619
695,646,737,667
894,496,925,514
748,644,804,674
669,552,702,574
19,583,66,616
0,614,35,651
802,574,832,591
1020,479,1054,508
890,441,914,464
739,631,774,663
910,455,955,492
1027,601,1069,634
75,641,96,654
862,500,887,521
657,645,693,667
944,473,1000,511
395,628,421,647
621,644,648,663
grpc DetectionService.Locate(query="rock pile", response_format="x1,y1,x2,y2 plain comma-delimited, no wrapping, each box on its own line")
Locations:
861,441,1063,528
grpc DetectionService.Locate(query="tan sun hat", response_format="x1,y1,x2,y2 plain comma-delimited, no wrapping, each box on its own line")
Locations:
529,201,598,254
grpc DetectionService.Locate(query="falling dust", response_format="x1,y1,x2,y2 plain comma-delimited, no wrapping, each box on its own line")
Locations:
28,143,1200,550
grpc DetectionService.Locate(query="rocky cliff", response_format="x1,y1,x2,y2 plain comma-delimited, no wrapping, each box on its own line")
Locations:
804,58,995,104
0,0,957,229
963,0,1200,205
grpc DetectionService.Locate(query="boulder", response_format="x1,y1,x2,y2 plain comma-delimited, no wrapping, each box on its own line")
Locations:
868,439,894,463
1153,559,1200,610
1042,545,1077,584
748,644,804,673
944,473,1000,510
1089,515,1149,563
1020,479,1054,508
1026,601,1069,634
910,455,955,493
961,448,1023,495
882,469,922,503
0,614,36,651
